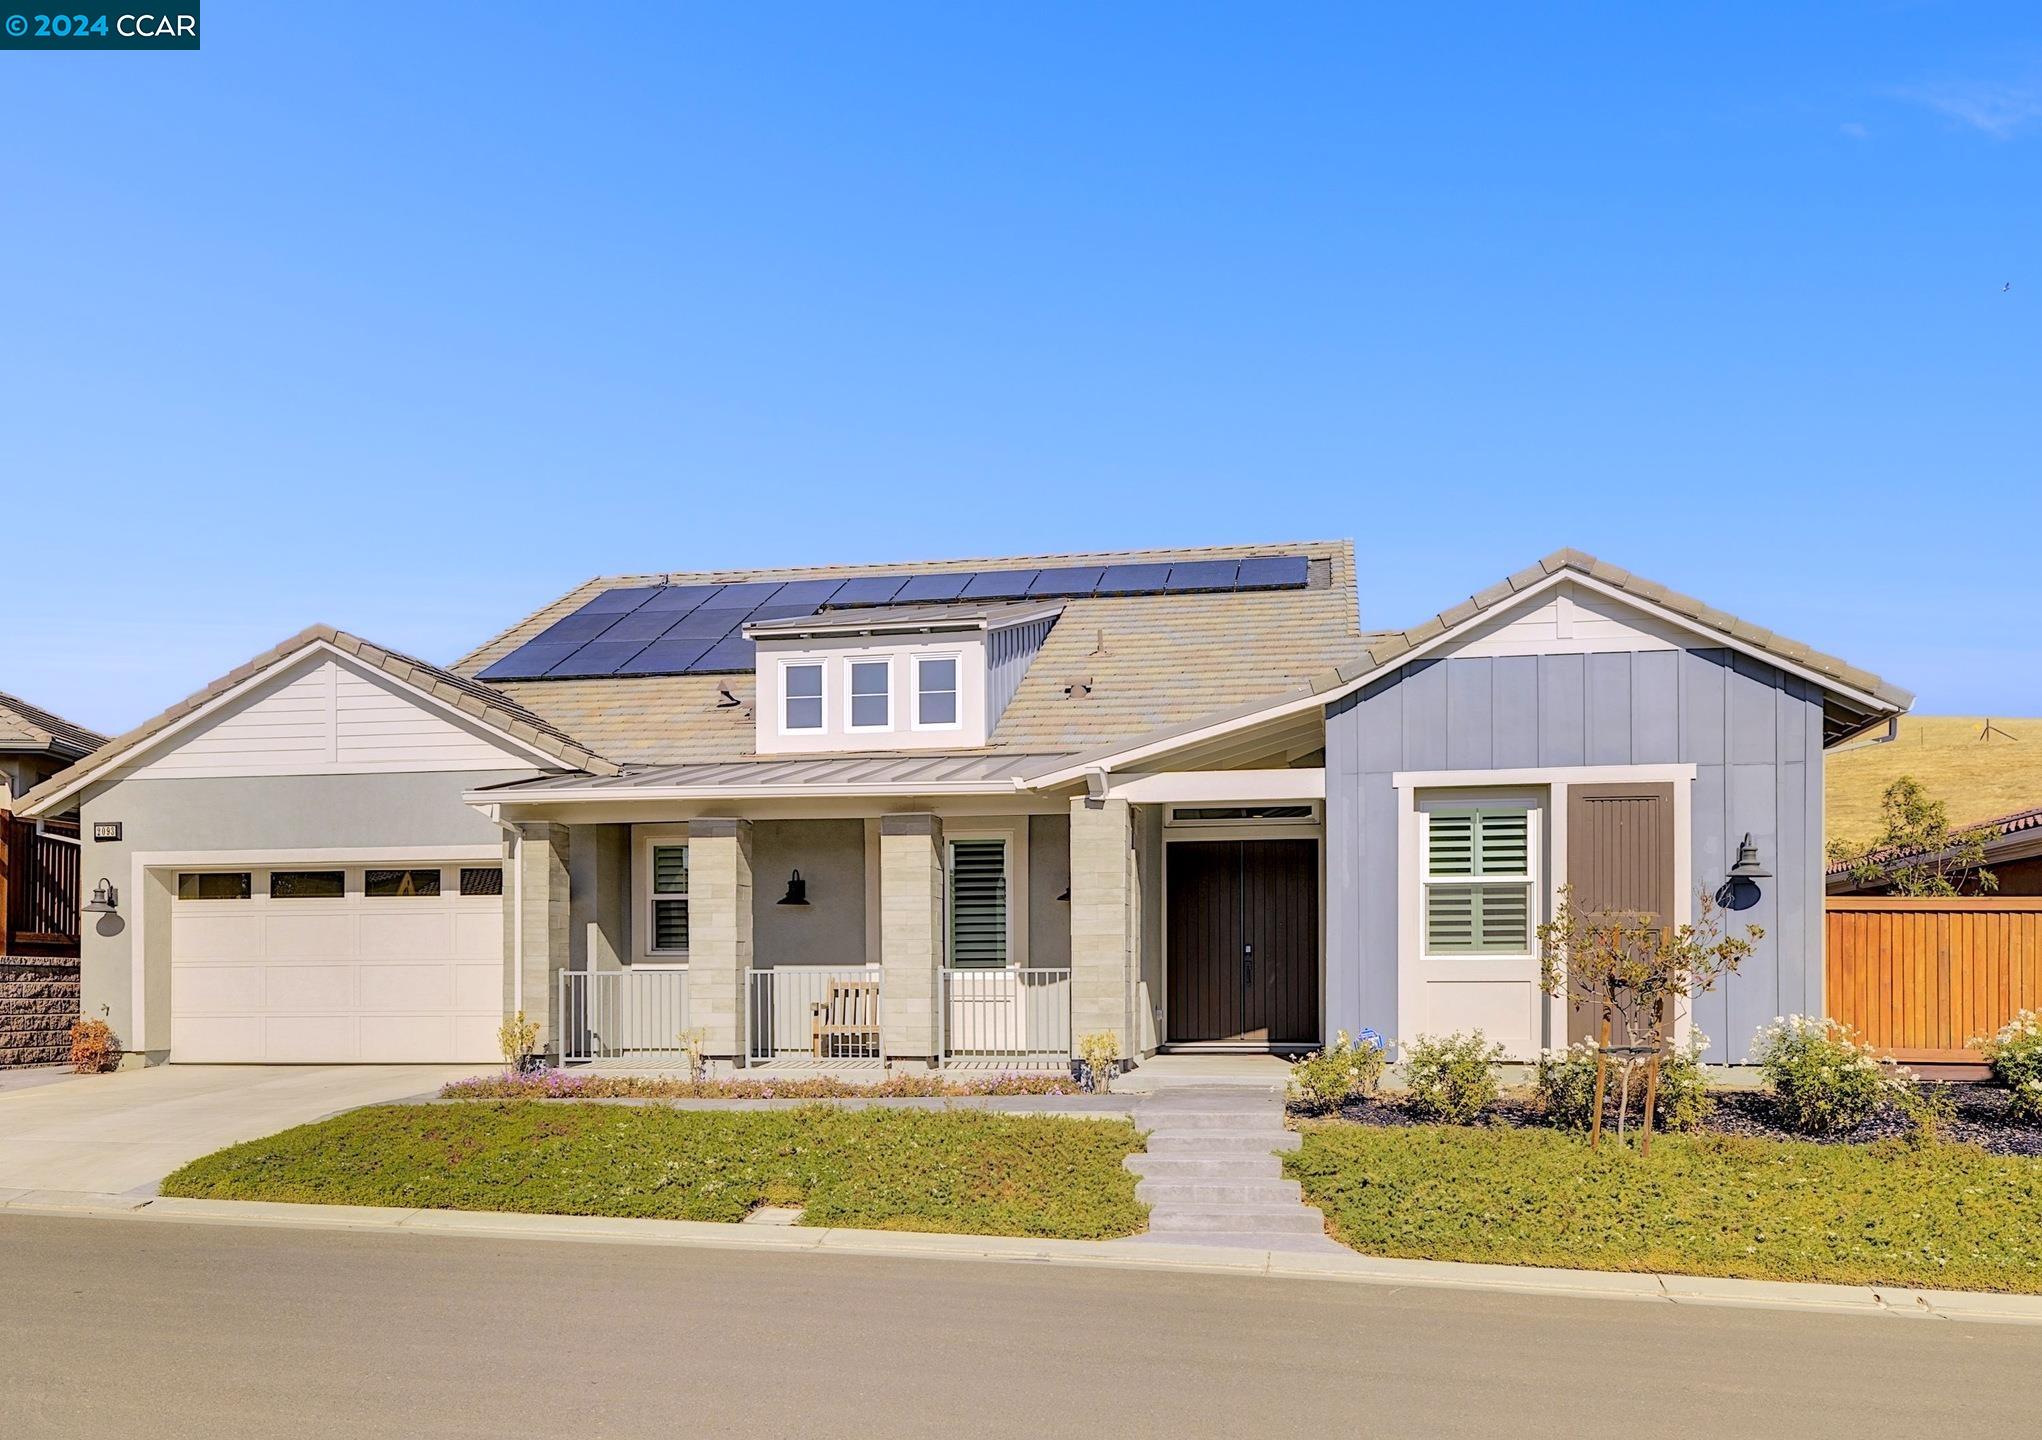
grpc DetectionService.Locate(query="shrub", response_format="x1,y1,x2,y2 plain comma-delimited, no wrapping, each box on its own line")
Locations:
497,1010,540,1070
1532,1035,1711,1133
1751,1016,1891,1135
1972,1010,2042,1123
1076,1031,1122,1092
1399,1031,1501,1124
439,1069,1085,1101
1288,1029,1389,1110
68,1011,121,1073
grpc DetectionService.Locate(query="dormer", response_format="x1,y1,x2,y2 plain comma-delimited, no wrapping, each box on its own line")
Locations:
745,601,1061,754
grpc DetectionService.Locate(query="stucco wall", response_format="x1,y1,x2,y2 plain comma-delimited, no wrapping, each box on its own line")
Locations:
1324,648,1825,1064
74,768,534,1056
750,818,868,968
1027,812,1071,971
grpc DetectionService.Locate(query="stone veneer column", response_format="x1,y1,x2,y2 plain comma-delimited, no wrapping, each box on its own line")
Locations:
1069,797,1136,1057
879,813,944,1066
687,818,754,1067
512,822,571,1058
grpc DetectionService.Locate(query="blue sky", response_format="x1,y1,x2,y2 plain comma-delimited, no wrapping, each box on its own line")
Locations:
3,3,2038,733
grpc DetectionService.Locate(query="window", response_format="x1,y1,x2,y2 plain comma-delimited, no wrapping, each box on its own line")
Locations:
649,844,689,954
366,868,441,897
915,655,959,728
783,662,824,731
459,867,504,897
848,659,891,730
1168,805,1317,824
947,838,1008,969
269,870,343,899
1422,807,1533,955
177,872,250,901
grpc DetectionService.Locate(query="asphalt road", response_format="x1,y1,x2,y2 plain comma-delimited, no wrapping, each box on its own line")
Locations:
3,1213,2036,1439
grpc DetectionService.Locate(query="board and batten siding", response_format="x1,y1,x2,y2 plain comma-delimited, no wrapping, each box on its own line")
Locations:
1324,648,1825,1064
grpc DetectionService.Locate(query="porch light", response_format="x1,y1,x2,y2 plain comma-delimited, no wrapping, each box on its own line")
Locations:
84,878,119,914
777,869,809,905
1728,834,1770,880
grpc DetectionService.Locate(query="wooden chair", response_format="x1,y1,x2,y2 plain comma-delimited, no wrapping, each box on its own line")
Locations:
810,980,881,1058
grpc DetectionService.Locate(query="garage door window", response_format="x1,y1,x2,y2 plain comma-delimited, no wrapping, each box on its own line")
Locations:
270,870,344,899
177,872,250,901
366,868,442,898
459,867,504,896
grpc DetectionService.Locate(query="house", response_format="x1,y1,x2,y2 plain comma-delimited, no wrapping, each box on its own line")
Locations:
9,543,1909,1071
1826,805,2042,897
1,691,103,1066
1,690,105,806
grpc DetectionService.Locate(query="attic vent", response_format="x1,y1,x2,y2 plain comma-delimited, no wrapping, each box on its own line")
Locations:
1063,676,1093,700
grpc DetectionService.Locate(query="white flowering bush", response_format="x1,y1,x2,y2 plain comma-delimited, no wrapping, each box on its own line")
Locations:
1534,1034,1712,1133
1751,1016,1893,1135
1972,1010,2042,1122
1400,1031,1502,1124
1287,1030,1389,1110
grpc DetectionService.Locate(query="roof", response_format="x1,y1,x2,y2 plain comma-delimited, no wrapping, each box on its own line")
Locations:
454,541,1365,766
1032,548,1913,785
475,751,1068,801
744,599,1063,638
13,625,620,817
1826,805,2042,882
1826,715,2042,845
0,691,105,761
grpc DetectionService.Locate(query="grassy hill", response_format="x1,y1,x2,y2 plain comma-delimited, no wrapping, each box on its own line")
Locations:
1826,715,2042,846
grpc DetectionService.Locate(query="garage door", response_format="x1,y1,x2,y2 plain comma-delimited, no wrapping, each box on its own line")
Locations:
170,863,503,1063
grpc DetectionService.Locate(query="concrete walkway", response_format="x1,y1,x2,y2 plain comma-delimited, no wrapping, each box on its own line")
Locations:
0,1064,469,1195
1120,1084,1344,1253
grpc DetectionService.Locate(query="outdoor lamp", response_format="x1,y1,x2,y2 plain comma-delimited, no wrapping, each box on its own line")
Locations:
1728,833,1770,880
84,878,119,913
777,869,809,905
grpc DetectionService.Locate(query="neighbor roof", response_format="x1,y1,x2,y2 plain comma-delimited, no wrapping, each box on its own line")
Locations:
0,691,105,761
14,626,619,817
454,541,1365,766
1826,804,2042,880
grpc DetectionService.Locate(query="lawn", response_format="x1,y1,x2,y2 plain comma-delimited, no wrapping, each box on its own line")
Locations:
1827,714,2042,844
1286,1123,2042,1293
162,1102,1146,1240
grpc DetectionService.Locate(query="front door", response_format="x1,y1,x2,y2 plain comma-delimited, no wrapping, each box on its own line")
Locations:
1166,839,1319,1045
1565,782,1676,1045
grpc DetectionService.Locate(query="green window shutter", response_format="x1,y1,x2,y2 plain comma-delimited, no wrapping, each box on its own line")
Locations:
1426,811,1476,876
1425,885,1476,950
1426,807,1532,954
1475,810,1528,875
948,839,1008,970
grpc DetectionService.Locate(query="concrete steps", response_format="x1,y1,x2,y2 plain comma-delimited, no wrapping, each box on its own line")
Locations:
1145,1129,1301,1154
1124,1084,1343,1253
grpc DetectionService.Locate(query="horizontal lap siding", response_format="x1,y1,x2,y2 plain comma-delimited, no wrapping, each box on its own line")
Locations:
1324,648,1825,1062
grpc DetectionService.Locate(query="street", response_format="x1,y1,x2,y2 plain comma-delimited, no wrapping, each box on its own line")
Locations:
2,1213,2035,1438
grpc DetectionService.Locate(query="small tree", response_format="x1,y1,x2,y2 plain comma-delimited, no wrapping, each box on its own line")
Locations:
1827,776,2001,896
1537,887,1762,1152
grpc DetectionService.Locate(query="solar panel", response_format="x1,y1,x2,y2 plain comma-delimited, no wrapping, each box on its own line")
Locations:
639,583,726,612
547,640,651,679
1235,555,1309,589
1095,562,1173,595
578,585,663,614
703,581,786,607
691,634,756,673
895,573,971,602
1163,560,1239,593
1028,566,1104,597
663,606,751,639
768,579,847,607
960,568,1038,599
531,610,625,646
476,640,584,681
825,575,911,606
616,636,717,676
597,607,690,644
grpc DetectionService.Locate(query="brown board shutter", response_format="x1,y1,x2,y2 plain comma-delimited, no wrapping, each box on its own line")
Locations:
1565,782,1675,1044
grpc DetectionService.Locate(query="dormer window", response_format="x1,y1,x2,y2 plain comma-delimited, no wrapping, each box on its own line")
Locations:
782,662,824,732
914,655,960,729
848,659,891,731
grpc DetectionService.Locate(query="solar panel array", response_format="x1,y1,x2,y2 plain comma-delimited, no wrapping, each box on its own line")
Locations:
476,555,1311,681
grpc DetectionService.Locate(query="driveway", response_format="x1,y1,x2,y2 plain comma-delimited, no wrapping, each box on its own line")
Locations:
0,1065,472,1196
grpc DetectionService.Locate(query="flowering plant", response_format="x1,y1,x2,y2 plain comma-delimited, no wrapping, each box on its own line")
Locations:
1535,1033,1710,1134
1287,1029,1389,1110
1971,1009,2042,1122
1400,1031,1501,1124
1751,1015,1900,1135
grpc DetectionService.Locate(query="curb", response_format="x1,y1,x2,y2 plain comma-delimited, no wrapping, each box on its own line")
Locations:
4,1188,2039,1326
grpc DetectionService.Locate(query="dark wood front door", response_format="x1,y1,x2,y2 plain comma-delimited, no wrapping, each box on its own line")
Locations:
1565,782,1675,1045
1166,839,1319,1045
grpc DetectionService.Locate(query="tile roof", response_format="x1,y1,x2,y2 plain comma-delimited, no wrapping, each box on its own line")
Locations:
0,691,105,761
13,626,619,817
456,541,1364,766
1825,805,2042,878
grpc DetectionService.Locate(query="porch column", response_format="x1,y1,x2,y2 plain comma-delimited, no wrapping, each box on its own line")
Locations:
1069,797,1137,1059
511,822,570,1059
688,818,754,1067
879,813,943,1067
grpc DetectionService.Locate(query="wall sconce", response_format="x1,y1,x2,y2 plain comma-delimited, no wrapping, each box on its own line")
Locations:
84,878,119,914
1728,833,1770,880
777,869,809,906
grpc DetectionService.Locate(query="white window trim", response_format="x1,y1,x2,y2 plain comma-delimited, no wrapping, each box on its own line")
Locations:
1418,798,1538,962
1165,801,1323,828
844,654,894,734
941,819,1030,970
640,834,691,961
779,659,827,735
912,651,964,732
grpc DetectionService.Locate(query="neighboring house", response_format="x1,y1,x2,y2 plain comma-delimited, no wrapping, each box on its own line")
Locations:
1826,806,2042,897
0,690,105,807
1,691,103,1066
11,544,1909,1071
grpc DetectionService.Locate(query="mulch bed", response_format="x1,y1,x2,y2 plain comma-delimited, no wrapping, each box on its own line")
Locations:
1305,1083,2042,1157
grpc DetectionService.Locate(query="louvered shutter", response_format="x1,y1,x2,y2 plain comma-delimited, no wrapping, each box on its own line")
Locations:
948,839,1008,970
1425,808,1532,954
651,845,689,953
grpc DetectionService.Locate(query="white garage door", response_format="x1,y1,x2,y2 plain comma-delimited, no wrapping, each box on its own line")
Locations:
170,863,503,1063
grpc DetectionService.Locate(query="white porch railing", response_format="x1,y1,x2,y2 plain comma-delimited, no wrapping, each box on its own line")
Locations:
558,969,691,1067
747,966,884,1067
942,967,1072,1067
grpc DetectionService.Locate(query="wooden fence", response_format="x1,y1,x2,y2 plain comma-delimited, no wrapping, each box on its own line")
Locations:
1825,897,2042,1063
0,815,83,957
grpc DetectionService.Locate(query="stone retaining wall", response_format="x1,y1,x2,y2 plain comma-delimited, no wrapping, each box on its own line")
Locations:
0,958,80,1067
